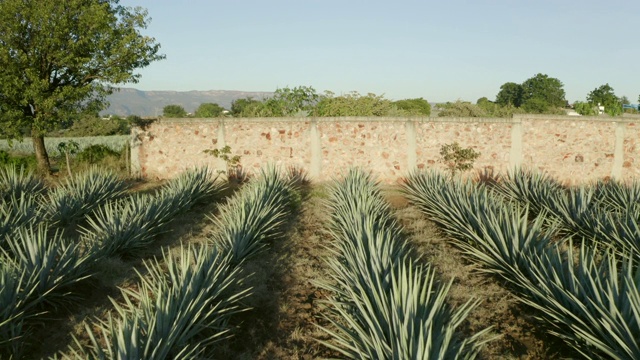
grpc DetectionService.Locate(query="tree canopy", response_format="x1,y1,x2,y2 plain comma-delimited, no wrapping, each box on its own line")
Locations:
163,104,187,118
313,91,392,117
269,86,319,116
194,103,225,117
521,73,566,109
230,97,264,117
587,84,622,115
0,0,164,173
495,82,524,107
587,83,618,106
229,88,427,118
494,74,566,114
392,98,431,116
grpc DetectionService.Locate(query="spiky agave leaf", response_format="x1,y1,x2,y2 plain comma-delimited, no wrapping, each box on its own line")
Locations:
0,261,28,357
82,194,173,259
403,169,640,358
159,166,224,212
0,193,43,241
83,167,224,259
3,225,94,310
519,244,640,359
42,167,128,227
318,168,492,358
592,178,640,213
493,167,563,215
68,245,249,359
0,164,46,201
210,165,297,264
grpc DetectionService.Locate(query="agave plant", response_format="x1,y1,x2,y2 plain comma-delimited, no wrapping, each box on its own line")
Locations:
519,244,640,359
210,166,297,264
82,194,174,259
65,245,248,359
493,167,563,215
0,193,44,241
0,261,28,357
0,164,46,201
83,167,224,259
592,178,640,213
65,167,298,358
0,224,95,358
318,168,492,358
42,167,128,227
403,169,640,359
3,225,95,309
158,166,224,213
403,170,556,288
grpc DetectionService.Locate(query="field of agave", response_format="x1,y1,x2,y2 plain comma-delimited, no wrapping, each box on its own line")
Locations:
1,163,639,359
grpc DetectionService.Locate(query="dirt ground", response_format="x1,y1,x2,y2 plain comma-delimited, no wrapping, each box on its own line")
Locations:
25,183,576,359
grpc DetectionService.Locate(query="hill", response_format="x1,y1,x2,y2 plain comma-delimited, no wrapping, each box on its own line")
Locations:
102,88,273,117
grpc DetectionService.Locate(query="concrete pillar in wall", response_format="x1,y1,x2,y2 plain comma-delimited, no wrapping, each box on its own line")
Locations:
309,119,322,179
611,122,625,179
510,117,523,169
405,120,417,171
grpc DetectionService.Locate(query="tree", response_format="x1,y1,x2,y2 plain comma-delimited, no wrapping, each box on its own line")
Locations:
163,105,187,118
495,82,524,107
0,0,164,174
620,96,630,105
587,83,618,105
437,101,487,117
439,142,480,176
520,73,566,110
392,98,431,116
523,75,560,109
194,103,225,118
587,83,622,115
573,101,598,116
475,97,523,118
313,91,392,116
230,97,263,117
261,86,319,117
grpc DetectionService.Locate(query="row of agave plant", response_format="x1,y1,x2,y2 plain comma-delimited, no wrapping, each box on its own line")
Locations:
318,168,493,359
402,169,640,359
59,166,300,359
0,165,129,240
0,166,225,358
496,169,640,258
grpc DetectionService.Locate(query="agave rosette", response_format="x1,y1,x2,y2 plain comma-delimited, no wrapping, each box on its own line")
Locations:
319,168,492,358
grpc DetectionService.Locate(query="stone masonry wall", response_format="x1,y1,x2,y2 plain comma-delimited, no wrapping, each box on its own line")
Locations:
131,115,640,184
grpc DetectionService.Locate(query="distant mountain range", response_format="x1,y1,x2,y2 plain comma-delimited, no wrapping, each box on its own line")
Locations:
102,88,273,117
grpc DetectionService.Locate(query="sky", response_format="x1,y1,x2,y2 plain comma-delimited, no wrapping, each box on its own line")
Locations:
118,0,639,103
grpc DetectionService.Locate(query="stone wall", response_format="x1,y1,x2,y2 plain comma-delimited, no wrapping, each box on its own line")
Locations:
131,114,640,184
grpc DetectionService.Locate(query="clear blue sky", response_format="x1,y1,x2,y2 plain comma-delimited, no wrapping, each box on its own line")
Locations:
119,0,639,103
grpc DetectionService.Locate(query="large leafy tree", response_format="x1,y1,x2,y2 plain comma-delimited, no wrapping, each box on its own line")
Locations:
587,83,618,105
521,73,566,110
587,83,622,115
437,101,487,117
162,104,187,118
230,97,264,117
392,98,431,116
267,85,319,117
0,0,164,174
495,82,524,107
313,91,392,116
194,103,224,117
